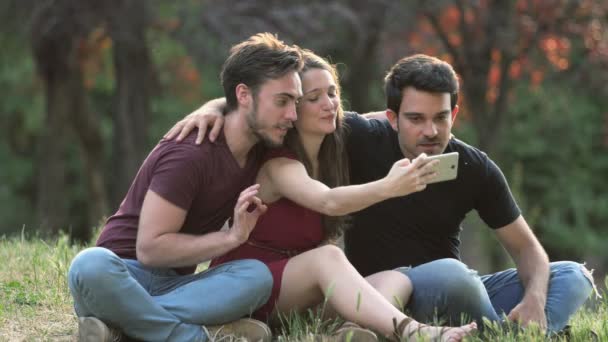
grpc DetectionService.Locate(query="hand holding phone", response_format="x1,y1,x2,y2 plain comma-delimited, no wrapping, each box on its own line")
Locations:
424,152,459,184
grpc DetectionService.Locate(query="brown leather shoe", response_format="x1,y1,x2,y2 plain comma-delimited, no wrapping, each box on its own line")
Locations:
78,317,123,342
205,318,272,342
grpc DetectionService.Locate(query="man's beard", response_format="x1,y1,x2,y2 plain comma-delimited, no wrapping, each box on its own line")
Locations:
246,105,284,148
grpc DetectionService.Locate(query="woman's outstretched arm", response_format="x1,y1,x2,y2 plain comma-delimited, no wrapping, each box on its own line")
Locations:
261,155,438,216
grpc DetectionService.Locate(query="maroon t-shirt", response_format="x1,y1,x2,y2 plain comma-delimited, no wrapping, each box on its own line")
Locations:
97,130,264,274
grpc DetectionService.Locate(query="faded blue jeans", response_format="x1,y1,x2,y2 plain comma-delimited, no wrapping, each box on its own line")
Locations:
397,259,595,333
68,247,273,342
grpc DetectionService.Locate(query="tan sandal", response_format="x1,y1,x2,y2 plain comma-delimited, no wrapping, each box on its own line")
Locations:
334,321,378,342
392,317,415,341
392,317,472,342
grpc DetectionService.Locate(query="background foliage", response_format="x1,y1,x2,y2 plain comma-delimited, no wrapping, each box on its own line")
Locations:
0,0,607,279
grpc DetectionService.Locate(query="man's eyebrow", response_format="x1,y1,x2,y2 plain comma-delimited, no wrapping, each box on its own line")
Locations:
401,110,451,116
275,92,299,99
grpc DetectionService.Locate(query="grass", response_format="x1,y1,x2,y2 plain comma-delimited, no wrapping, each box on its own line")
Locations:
1,233,607,341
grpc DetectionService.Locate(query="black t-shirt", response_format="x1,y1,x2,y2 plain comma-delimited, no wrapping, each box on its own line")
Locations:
344,112,521,276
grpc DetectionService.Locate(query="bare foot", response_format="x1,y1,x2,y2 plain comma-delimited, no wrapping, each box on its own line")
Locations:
402,321,477,341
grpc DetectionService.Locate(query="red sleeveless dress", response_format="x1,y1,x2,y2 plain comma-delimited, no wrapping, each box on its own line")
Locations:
210,148,325,319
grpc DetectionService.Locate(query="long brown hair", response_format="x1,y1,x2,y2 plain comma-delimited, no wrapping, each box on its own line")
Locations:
284,50,350,241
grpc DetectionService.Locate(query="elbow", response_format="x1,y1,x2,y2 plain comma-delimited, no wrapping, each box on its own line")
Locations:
136,241,160,267
321,200,348,216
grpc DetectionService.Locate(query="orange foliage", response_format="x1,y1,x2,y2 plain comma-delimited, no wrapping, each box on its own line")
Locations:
509,61,522,79
440,5,460,31
530,70,544,87
78,28,113,89
164,56,201,103
540,35,571,71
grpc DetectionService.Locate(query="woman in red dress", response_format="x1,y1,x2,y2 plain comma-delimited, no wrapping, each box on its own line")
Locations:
178,50,477,341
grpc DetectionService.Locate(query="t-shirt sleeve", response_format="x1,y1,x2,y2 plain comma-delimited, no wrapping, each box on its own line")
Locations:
475,157,521,229
263,147,298,163
345,111,372,140
149,145,203,210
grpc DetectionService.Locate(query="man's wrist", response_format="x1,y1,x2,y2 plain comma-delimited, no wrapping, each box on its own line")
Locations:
224,230,245,248
522,290,547,306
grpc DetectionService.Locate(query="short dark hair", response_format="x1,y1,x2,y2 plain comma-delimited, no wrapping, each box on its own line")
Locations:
221,33,303,112
384,54,459,113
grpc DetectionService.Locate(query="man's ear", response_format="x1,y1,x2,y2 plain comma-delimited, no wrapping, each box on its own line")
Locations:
235,84,251,107
451,105,459,123
386,109,399,131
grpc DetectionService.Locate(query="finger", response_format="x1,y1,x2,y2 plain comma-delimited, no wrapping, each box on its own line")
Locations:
177,121,196,142
239,183,261,196
196,121,208,145
395,157,411,167
422,159,439,171
251,196,264,207
256,203,268,215
238,186,261,203
164,122,183,140
241,183,261,195
421,171,438,182
237,200,251,215
238,189,259,204
507,311,519,322
210,117,223,142
250,196,266,214
411,153,429,168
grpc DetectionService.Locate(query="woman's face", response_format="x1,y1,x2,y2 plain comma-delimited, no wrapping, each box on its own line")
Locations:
295,68,340,136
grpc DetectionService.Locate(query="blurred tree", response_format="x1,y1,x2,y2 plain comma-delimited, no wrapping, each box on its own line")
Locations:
105,0,156,208
0,0,41,233
418,0,608,154
415,0,608,270
30,1,107,239
171,0,418,112
25,0,156,240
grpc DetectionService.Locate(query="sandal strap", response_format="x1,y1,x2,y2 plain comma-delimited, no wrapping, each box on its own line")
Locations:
392,317,415,341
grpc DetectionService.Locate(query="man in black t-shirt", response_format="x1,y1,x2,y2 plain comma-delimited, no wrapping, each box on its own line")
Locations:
342,54,593,333
168,54,595,334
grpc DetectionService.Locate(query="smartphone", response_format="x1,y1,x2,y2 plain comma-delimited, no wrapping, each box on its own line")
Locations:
425,152,459,184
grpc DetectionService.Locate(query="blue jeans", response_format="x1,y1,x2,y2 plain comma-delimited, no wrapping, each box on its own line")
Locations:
68,247,273,342
397,259,594,333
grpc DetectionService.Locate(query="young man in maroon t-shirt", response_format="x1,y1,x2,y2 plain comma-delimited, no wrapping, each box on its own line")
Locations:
67,33,303,342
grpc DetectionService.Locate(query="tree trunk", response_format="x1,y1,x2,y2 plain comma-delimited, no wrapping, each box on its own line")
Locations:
31,1,109,239
107,0,153,207
71,80,108,241
37,73,73,235
342,0,390,113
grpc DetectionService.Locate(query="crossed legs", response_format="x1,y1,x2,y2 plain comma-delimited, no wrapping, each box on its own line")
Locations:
270,245,476,340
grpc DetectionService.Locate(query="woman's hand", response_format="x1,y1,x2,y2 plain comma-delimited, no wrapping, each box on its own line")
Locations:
164,98,226,144
382,153,438,197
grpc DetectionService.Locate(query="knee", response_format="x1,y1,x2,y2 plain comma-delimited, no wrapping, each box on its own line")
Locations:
228,259,273,294
426,259,482,297
68,247,121,290
551,261,596,300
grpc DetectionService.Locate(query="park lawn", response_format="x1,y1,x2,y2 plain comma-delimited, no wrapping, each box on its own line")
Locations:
1,234,606,341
